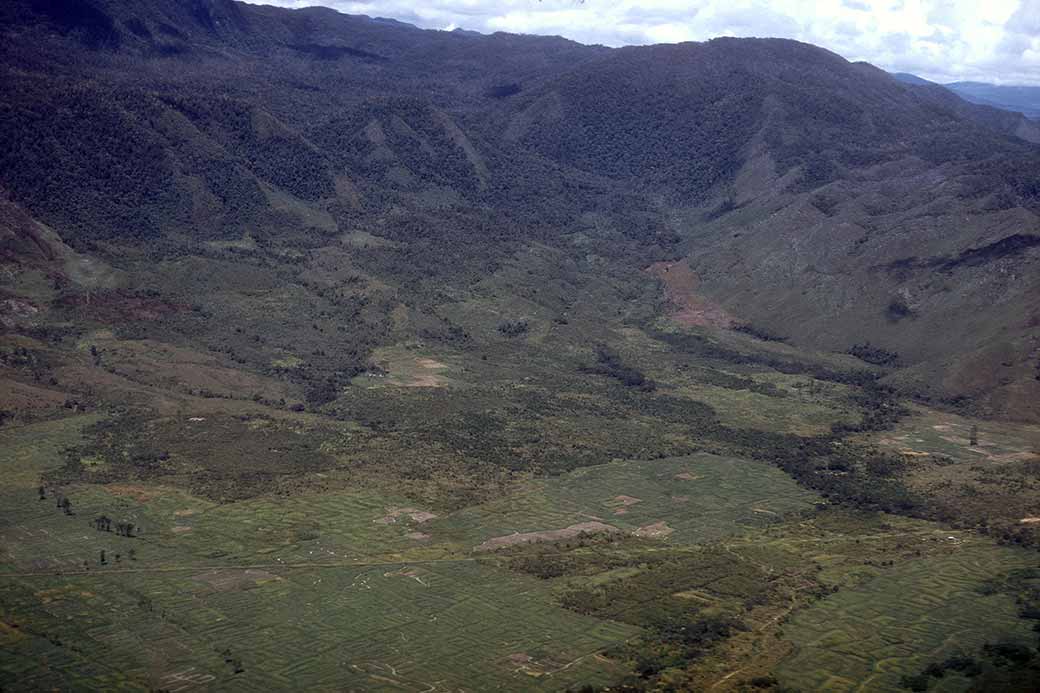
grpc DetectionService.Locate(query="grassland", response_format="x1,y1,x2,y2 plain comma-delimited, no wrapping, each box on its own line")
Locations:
431,453,820,549
864,404,1040,542
3,235,1039,691
774,543,1038,692
0,418,638,691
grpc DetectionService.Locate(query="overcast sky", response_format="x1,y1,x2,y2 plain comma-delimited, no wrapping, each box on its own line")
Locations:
253,0,1040,85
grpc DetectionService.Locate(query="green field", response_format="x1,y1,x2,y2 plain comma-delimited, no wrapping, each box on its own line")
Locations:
3,383,1039,690
432,453,821,549
0,561,636,691
775,543,1039,692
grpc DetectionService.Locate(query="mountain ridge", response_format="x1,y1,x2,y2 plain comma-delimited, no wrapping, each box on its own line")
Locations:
1,0,1038,422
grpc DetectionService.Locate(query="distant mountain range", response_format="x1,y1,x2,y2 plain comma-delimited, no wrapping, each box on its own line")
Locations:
893,73,1040,119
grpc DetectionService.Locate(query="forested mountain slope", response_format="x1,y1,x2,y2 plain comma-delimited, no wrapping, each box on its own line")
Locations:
1,0,1037,423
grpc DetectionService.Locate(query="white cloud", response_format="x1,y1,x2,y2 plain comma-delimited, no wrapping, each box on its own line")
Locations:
249,0,1040,84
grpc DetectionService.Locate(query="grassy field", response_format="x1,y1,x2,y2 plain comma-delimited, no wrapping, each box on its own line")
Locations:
2,276,1038,692
0,418,639,691
864,405,1040,537
775,543,1038,692
432,453,821,549
3,409,1040,691
0,561,637,691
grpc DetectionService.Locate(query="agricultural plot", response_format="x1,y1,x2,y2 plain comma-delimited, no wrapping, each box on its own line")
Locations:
872,405,1040,466
0,560,636,691
866,405,1040,530
0,417,640,691
775,543,1039,692
432,453,821,549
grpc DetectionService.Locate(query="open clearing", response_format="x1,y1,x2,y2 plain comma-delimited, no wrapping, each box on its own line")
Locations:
0,560,636,691
432,453,821,548
0,417,635,691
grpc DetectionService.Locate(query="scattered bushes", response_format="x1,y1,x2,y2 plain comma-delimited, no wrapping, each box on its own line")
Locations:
848,342,900,366
496,319,529,337
886,297,914,322
734,322,787,343
582,344,656,391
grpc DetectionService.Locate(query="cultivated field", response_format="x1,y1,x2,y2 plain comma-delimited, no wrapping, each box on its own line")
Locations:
775,543,1037,692
434,453,820,549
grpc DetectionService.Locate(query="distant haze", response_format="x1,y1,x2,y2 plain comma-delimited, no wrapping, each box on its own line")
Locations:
251,0,1040,86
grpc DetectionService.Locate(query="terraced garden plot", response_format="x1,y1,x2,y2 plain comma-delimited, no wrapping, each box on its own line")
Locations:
432,453,820,549
872,406,1040,466
775,543,1039,692
0,560,637,691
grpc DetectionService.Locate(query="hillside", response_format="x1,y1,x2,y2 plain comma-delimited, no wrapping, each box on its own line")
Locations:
2,1,1040,691
2,0,1037,422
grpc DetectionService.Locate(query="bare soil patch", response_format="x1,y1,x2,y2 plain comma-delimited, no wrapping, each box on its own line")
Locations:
474,521,619,551
646,261,735,328
675,472,702,481
374,507,438,525
634,521,674,538
106,484,163,503
605,494,642,515
605,495,642,507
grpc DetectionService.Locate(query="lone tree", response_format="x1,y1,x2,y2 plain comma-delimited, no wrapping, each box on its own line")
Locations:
99,550,106,565
60,497,72,516
969,425,979,446
38,486,45,501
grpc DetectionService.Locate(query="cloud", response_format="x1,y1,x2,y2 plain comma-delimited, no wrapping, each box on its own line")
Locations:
248,0,1040,85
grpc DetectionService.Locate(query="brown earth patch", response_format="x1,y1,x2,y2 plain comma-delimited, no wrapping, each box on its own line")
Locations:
404,374,444,387
605,494,642,507
993,452,1040,463
474,521,619,551
106,484,163,503
383,567,421,578
416,358,447,369
374,507,438,525
634,521,674,538
646,261,735,328
171,526,192,533
0,377,67,419
405,531,430,541
675,472,701,481
1020,518,1040,524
